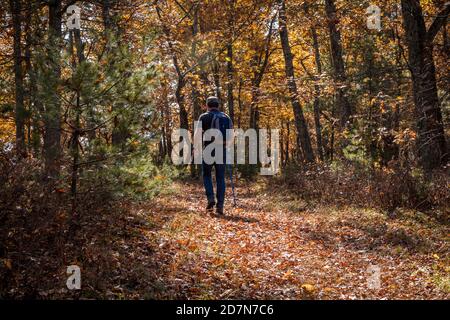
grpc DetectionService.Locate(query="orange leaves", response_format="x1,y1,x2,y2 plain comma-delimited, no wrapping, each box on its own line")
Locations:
137,180,450,299
2,258,12,270
176,238,199,252
281,269,294,281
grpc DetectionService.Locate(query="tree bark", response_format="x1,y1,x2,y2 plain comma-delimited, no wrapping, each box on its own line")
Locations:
325,0,352,129
9,0,26,157
191,3,201,177
155,4,189,131
311,25,325,161
401,0,449,171
44,0,62,177
213,60,223,109
237,77,243,128
226,43,234,123
102,0,112,30
102,0,129,147
69,27,85,204
176,73,189,130
161,80,172,157
277,0,314,163
226,0,236,123
249,14,275,130
24,2,43,156
191,3,201,124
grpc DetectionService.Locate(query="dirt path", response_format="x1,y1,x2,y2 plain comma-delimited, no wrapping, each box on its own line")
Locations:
141,180,448,300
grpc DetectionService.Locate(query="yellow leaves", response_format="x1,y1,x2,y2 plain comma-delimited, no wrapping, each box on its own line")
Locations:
323,287,334,293
0,118,15,142
122,13,132,21
300,283,316,297
301,283,315,293
155,174,166,181
131,140,140,147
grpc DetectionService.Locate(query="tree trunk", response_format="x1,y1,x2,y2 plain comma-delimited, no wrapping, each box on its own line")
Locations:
163,82,172,156
69,27,85,206
277,0,314,163
213,60,223,109
444,20,450,60
102,0,129,148
226,43,234,123
176,75,189,130
311,26,325,161
401,0,449,171
44,0,62,177
325,0,352,129
102,0,112,30
285,121,290,166
237,77,243,128
191,3,201,177
155,4,189,131
24,2,42,156
249,15,275,130
191,3,201,123
10,0,26,157
249,80,260,130
226,0,236,123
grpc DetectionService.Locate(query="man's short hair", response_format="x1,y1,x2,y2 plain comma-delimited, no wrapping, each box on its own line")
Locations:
207,96,220,109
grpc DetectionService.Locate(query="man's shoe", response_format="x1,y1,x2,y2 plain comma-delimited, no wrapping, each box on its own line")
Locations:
216,207,224,215
206,202,215,211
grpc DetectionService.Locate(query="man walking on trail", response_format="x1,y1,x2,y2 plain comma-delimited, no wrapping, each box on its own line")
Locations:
196,96,233,215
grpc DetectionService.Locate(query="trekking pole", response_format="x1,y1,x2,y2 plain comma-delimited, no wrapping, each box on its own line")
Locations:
228,164,237,207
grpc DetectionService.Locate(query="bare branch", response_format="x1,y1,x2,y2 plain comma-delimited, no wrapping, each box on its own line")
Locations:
427,2,450,42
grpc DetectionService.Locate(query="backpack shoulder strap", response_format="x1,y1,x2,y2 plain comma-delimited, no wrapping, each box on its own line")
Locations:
210,113,218,129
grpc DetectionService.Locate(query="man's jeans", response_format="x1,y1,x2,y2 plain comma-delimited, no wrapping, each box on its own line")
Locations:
202,162,226,209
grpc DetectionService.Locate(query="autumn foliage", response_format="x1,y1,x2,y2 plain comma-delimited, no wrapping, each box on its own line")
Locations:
0,0,449,299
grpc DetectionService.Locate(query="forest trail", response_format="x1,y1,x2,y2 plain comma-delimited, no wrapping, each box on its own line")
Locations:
136,180,449,300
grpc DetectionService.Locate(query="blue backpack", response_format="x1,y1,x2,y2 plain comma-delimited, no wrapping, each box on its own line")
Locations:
210,111,231,143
